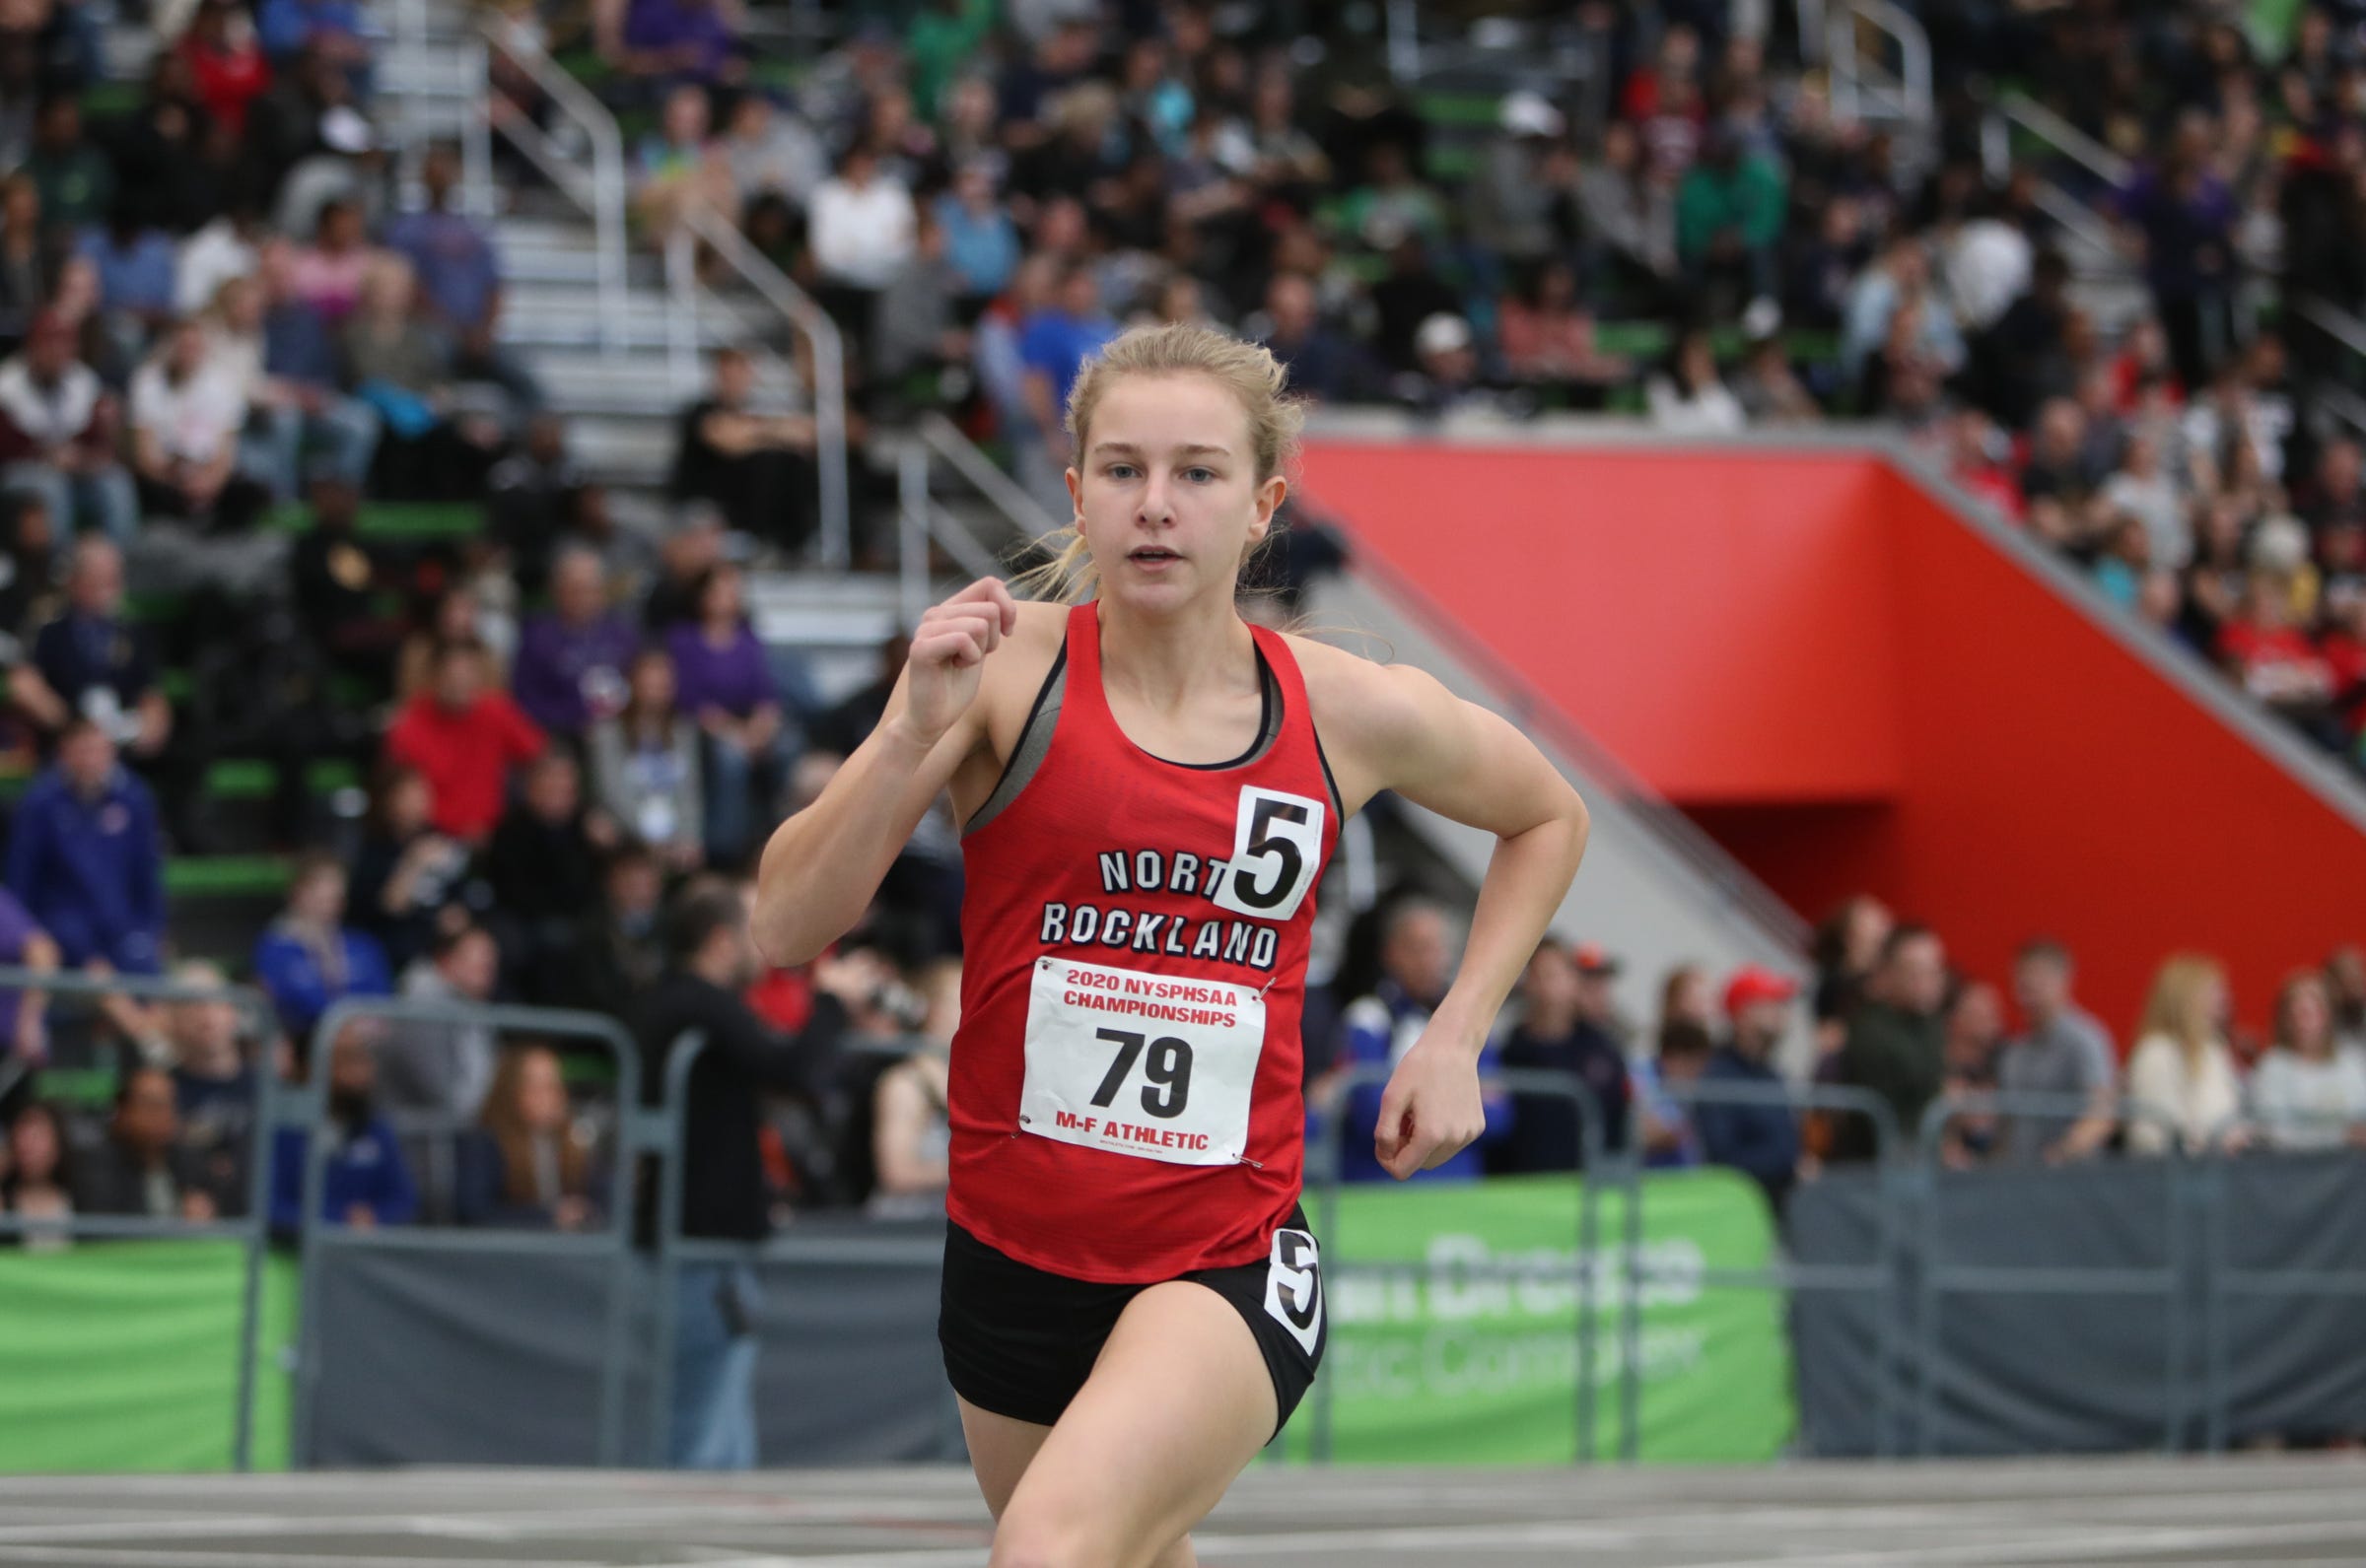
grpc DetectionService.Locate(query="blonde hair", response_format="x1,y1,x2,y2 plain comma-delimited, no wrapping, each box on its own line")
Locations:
1012,323,1307,604
2138,954,2226,1066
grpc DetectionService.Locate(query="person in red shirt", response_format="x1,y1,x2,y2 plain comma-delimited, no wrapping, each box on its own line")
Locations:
754,325,1591,1567
177,0,272,139
383,637,544,844
2217,572,2342,748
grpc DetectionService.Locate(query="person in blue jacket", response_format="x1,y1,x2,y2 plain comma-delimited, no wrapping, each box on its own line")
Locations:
1699,966,1806,1212
1332,899,1510,1182
251,852,393,1040
270,1025,418,1233
4,718,166,978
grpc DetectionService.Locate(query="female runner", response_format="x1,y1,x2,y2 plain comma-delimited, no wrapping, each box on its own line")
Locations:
754,324,1589,1568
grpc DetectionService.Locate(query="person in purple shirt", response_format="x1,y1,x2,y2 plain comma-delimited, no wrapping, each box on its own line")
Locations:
662,563,787,867
513,546,641,738
382,144,542,414
615,0,744,91
78,209,178,349
4,719,165,979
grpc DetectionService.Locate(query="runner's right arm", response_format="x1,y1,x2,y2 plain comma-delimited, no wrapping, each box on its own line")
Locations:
751,578,1018,965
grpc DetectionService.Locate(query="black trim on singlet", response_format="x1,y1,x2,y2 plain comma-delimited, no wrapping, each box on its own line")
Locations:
1312,727,1346,823
962,644,1067,839
1140,648,1277,771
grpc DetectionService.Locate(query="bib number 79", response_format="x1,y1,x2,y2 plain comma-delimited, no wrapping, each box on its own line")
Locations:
1090,1027,1194,1119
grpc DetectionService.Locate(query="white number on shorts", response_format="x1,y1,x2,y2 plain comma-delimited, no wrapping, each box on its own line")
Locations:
1263,1227,1323,1356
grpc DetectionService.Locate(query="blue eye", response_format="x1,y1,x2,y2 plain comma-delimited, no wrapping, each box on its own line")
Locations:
1107,463,1139,479
1184,467,1216,483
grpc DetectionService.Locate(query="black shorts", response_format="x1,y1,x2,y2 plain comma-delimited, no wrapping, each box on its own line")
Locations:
939,1207,1327,1439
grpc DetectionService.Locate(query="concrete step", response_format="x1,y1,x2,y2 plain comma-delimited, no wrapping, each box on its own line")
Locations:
562,414,678,485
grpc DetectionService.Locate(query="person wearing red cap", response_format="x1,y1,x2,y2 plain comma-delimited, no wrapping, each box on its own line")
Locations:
1697,964,1805,1210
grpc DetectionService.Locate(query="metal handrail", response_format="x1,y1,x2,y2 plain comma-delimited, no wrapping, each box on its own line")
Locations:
1827,0,1931,131
919,411,1063,536
477,32,627,357
675,206,853,569
1985,92,2132,190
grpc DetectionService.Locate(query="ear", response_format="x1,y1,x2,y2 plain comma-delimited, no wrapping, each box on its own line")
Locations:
1248,473,1287,544
1064,461,1084,525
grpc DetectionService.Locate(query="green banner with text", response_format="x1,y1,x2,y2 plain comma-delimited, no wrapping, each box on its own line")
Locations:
1278,1169,1793,1464
0,1240,296,1471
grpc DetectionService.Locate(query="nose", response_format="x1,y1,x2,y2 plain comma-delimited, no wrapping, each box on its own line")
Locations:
1138,470,1175,527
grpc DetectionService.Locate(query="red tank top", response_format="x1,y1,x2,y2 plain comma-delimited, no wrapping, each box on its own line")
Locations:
946,602,1340,1282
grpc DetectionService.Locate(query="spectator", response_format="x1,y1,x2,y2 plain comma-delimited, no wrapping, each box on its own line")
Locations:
1255,271,1366,406
163,958,255,1217
343,255,501,502
870,208,971,403
488,415,587,600
382,637,544,844
24,95,112,239
1676,124,1785,309
2120,110,2239,391
74,1065,212,1221
1646,331,1746,436
721,92,825,211
4,718,166,980
1392,312,1496,418
454,1042,601,1230
178,0,272,139
1333,899,1509,1183
345,765,468,973
2248,970,2366,1152
0,883,55,1067
935,160,1020,304
251,851,392,1040
1,1101,73,1249
632,82,736,245
208,272,379,502
868,1026,951,1219
0,309,136,542
1833,923,1949,1160
1496,259,1631,405
1843,235,1960,392
1018,262,1118,474
77,206,179,355
255,0,372,90
663,564,787,868
1699,966,1805,1208
1577,118,1678,313
1633,1019,1709,1170
0,176,49,346
557,841,668,1018
2329,945,2366,1058
377,920,502,1121
511,547,638,741
1940,980,2007,1165
2126,953,2248,1156
2098,431,2188,572
129,315,268,529
634,878,845,1469
177,202,265,318
589,646,704,870
607,0,743,91
482,750,615,1003
1995,937,2117,1165
2218,571,2342,746
666,346,818,551
2021,397,2111,557
1493,936,1629,1172
383,142,540,416
269,1023,420,1232
285,198,375,324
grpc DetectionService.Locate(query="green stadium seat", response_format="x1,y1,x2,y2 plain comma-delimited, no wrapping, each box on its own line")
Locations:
165,855,291,899
32,1065,116,1111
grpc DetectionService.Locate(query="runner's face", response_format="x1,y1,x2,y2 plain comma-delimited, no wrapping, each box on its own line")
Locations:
1071,374,1284,610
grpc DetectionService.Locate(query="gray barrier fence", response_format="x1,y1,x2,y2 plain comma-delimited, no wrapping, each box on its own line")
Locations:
290,997,652,1468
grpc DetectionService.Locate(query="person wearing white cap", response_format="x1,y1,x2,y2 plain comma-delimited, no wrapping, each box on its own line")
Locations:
1466,92,1570,273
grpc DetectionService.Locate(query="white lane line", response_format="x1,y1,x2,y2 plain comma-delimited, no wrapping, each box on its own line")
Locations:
0,1550,615,1568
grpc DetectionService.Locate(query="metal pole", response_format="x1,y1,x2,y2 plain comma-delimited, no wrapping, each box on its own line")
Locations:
664,228,699,397
814,328,852,569
1617,1151,1642,1463
461,41,497,221
898,442,930,628
649,1029,709,1465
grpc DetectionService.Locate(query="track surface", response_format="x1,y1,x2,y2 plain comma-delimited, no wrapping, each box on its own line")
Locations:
2,1459,2363,1566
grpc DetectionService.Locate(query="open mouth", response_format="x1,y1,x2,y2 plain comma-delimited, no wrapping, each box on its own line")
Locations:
1128,547,1182,564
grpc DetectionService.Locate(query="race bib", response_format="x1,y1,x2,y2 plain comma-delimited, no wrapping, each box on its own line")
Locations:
1019,956,1266,1166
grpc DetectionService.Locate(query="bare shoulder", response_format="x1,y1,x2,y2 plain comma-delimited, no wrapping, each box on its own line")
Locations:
1278,630,1455,815
946,596,1071,818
